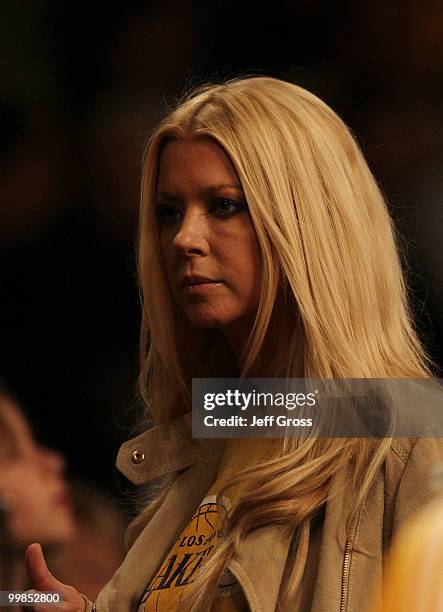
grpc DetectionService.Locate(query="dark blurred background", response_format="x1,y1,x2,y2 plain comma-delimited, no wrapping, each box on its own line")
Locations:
1,0,442,496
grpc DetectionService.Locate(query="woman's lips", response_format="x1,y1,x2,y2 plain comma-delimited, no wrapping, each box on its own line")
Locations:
181,281,224,294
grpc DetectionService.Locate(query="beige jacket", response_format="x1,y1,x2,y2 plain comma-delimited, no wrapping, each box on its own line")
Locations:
83,412,443,612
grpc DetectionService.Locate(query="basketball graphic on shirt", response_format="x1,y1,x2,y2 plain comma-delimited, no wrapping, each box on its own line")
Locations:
138,495,240,611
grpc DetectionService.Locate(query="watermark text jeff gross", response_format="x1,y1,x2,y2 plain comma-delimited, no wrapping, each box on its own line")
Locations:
203,414,313,427
202,389,318,428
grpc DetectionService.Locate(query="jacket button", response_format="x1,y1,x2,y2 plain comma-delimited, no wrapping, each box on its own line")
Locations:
131,449,145,464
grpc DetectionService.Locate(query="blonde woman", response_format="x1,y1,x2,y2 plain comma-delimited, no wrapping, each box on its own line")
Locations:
26,76,443,611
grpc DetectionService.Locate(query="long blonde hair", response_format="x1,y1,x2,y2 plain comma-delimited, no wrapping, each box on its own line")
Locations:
137,76,433,609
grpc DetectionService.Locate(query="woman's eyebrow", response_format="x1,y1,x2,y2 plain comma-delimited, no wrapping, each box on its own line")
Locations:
156,184,243,201
155,191,182,203
202,183,243,193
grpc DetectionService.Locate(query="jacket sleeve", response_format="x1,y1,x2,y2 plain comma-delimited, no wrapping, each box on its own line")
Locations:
393,437,443,531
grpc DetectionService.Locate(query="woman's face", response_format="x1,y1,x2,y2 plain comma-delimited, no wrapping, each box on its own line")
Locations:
0,397,74,548
155,137,262,340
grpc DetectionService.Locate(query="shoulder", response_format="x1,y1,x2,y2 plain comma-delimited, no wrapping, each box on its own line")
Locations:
386,436,443,530
389,436,443,464
384,378,443,486
386,436,443,490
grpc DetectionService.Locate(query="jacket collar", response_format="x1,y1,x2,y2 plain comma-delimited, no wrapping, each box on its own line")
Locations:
116,412,225,485
116,412,388,612
116,414,352,611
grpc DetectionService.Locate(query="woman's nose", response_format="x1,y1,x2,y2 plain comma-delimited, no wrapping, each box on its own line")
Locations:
172,208,209,256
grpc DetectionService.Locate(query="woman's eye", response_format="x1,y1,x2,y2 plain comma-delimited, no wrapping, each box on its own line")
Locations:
155,205,182,225
211,198,246,218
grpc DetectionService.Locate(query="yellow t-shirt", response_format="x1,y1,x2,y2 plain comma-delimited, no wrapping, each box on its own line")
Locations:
137,438,276,611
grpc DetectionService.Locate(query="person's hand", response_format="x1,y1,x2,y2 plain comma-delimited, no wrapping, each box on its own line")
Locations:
25,543,86,611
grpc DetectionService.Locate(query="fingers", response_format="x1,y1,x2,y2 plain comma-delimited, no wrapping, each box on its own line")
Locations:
25,543,86,612
25,543,61,591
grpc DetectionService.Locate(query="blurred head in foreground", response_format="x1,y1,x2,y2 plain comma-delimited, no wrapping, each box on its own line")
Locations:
0,388,74,588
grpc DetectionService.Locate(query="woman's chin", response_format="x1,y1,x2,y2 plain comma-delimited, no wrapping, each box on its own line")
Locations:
183,307,227,329
187,316,223,329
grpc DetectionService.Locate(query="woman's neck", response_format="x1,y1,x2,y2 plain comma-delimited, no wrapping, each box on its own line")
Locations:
223,298,299,377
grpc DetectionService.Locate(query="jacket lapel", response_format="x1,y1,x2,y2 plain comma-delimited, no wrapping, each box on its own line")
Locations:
97,454,224,611
228,524,292,612
116,412,225,485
